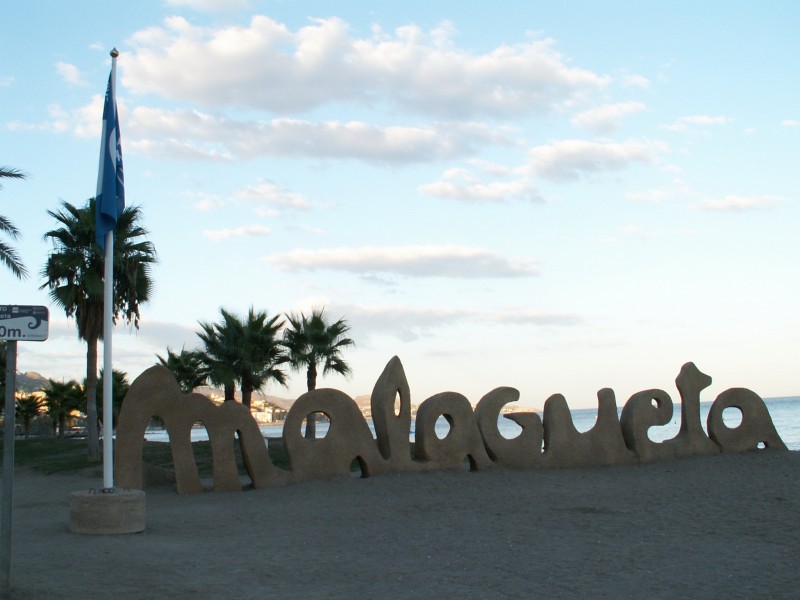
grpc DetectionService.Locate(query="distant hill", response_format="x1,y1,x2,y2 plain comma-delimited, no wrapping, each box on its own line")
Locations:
8,373,364,409
194,388,372,411
16,371,49,393
194,386,297,410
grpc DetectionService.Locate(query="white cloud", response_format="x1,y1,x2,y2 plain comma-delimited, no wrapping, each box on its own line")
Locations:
203,225,272,240
662,115,731,132
234,179,312,210
55,61,88,86
620,224,652,240
123,16,609,118
420,162,541,203
187,191,225,211
264,245,539,278
127,107,512,163
626,188,673,203
781,119,799,128
338,303,580,342
696,195,781,212
618,73,650,88
420,178,539,203
571,101,646,134
165,0,250,11
0,76,14,87
626,179,691,203
6,95,105,138
528,138,665,181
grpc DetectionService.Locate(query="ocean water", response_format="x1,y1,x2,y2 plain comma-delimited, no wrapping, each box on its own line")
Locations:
145,396,800,451
561,396,800,451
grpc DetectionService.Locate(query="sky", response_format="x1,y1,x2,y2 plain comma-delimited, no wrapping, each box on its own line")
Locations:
1,0,798,410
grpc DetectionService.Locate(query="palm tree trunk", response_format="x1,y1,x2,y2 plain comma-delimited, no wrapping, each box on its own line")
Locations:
241,379,253,408
304,363,318,439
224,382,235,402
85,336,101,462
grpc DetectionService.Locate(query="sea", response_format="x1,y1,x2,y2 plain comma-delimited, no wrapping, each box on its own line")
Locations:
145,396,800,452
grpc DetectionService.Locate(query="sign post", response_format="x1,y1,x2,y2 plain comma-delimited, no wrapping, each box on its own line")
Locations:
1,305,48,595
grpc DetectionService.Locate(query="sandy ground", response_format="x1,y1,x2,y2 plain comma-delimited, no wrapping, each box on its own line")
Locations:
2,450,798,599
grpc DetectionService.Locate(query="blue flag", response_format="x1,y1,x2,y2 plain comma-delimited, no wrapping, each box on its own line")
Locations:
95,70,125,251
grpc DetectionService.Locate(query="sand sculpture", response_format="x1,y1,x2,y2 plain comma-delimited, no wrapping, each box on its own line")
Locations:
115,357,787,493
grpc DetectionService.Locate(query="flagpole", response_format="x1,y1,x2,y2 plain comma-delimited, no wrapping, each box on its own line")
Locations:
102,48,119,491
69,46,143,537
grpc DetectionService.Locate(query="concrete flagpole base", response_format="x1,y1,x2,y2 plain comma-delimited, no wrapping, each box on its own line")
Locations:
68,489,146,535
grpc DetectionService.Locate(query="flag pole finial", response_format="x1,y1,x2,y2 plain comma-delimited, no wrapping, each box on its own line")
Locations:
110,48,119,58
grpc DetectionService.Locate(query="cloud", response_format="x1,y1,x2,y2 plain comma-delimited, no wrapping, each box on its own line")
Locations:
203,225,272,240
420,178,539,203
420,162,541,203
264,245,539,278
165,0,250,11
781,119,799,128
571,101,646,134
187,191,225,211
234,179,312,210
626,179,691,203
337,303,580,342
626,188,673,203
618,73,650,88
0,76,14,87
55,62,88,86
123,16,609,118
696,195,781,212
6,95,105,138
127,107,512,163
662,115,730,132
528,138,665,181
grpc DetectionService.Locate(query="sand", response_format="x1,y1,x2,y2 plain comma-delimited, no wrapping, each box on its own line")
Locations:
3,450,799,599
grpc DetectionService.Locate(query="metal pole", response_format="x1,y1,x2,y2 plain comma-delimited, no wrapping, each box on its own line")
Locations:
1,340,18,595
102,48,118,492
102,234,114,491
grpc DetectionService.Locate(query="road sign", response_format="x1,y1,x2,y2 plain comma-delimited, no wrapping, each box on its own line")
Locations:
0,305,49,342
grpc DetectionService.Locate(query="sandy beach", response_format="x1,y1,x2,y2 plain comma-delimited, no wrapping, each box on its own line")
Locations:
3,450,799,599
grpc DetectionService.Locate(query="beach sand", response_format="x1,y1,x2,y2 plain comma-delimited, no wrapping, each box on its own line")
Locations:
3,450,799,599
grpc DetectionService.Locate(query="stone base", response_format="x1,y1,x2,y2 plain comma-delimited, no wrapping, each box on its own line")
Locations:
68,489,146,535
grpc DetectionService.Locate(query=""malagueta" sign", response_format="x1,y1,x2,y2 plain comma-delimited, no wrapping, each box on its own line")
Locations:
0,305,49,342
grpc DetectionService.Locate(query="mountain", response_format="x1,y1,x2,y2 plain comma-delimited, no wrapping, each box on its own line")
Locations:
15,371,49,393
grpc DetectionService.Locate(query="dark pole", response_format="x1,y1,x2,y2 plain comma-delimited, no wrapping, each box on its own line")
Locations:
1,340,18,595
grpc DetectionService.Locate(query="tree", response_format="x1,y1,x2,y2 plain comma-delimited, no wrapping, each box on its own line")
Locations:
97,368,129,429
282,308,355,438
16,394,43,439
41,198,156,461
42,379,83,438
0,166,28,279
197,311,240,403
156,347,209,393
197,307,288,407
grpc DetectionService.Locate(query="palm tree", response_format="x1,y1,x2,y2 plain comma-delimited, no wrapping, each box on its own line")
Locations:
40,198,156,461
16,394,43,439
0,166,28,279
156,347,209,393
197,311,240,402
282,308,355,438
42,379,83,438
97,368,129,430
197,307,288,407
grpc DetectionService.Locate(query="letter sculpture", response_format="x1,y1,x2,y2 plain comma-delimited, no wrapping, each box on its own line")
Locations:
114,358,787,494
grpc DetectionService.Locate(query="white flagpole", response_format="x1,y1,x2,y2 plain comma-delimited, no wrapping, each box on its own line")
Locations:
102,48,119,491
